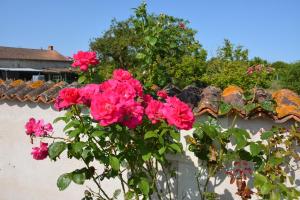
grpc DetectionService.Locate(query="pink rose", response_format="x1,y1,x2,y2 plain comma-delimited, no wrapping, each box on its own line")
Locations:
113,69,132,81
78,84,100,106
25,118,36,135
162,96,195,130
145,99,165,124
33,119,53,137
72,51,99,71
120,100,144,129
157,90,168,99
127,78,143,97
31,142,48,160
54,88,80,111
246,67,254,75
25,118,53,136
90,92,123,126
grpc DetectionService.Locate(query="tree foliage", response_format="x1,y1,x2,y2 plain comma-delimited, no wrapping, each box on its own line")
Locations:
90,3,207,88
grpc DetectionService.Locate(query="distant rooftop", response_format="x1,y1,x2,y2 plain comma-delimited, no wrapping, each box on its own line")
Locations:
0,46,70,62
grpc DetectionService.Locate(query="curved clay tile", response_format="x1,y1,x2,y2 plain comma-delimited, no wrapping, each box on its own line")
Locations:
222,85,245,109
3,80,26,99
195,86,221,117
0,80,11,97
254,88,272,103
176,85,202,109
25,81,54,101
15,80,46,101
272,89,300,121
163,84,182,97
38,81,68,103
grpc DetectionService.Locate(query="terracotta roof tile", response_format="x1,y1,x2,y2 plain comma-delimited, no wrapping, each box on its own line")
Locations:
272,89,300,121
0,80,299,123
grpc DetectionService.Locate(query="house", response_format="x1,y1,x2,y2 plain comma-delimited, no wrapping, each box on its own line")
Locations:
0,82,299,199
0,46,76,82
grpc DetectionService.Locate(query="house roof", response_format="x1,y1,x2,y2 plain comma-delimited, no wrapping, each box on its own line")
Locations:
0,79,299,123
0,46,70,61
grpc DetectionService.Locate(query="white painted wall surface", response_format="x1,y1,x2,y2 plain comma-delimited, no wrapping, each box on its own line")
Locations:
0,100,121,200
0,100,298,200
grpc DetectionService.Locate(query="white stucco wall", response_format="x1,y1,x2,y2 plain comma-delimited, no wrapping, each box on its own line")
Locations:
0,100,298,200
0,100,121,200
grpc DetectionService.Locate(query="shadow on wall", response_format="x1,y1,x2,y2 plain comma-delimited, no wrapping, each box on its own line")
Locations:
175,152,234,200
0,99,53,110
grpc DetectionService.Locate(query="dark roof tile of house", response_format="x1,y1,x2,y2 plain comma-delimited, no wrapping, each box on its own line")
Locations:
0,46,70,61
0,79,299,123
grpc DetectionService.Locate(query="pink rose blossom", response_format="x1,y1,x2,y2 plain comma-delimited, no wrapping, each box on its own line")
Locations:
31,142,48,160
162,96,195,130
78,84,100,106
246,67,254,75
128,78,143,97
120,101,144,129
113,69,132,81
157,90,168,99
90,92,123,126
33,119,53,136
54,88,80,111
25,118,36,135
72,51,99,71
145,99,165,124
25,118,53,136
142,94,153,105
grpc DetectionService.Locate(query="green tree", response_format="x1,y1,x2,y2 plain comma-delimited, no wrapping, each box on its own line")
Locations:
90,3,207,88
280,61,300,93
202,39,273,90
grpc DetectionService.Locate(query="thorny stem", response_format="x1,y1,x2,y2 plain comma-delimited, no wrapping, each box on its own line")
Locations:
81,155,110,200
146,160,162,200
43,135,71,142
73,106,110,199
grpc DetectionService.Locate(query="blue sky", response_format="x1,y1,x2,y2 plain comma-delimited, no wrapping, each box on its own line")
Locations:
0,0,299,62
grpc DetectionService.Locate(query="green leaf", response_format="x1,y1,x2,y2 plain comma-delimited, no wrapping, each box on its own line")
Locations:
144,131,158,139
72,142,85,154
218,102,232,115
72,170,86,185
57,173,72,191
53,116,66,124
169,143,182,153
78,75,87,84
261,131,274,140
138,178,150,196
230,128,250,150
170,130,180,141
244,103,257,114
63,120,80,132
49,142,67,160
158,146,166,155
148,37,157,46
109,156,120,171
270,190,280,200
249,143,262,156
142,152,152,161
254,173,268,187
91,130,105,138
68,129,81,138
202,124,218,139
136,53,145,59
269,156,283,166
261,100,275,112
125,191,134,200
261,182,273,195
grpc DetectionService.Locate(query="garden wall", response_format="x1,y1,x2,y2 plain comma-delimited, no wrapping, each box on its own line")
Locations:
0,100,297,200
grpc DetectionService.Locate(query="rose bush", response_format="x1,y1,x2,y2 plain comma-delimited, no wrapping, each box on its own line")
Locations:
24,60,194,199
